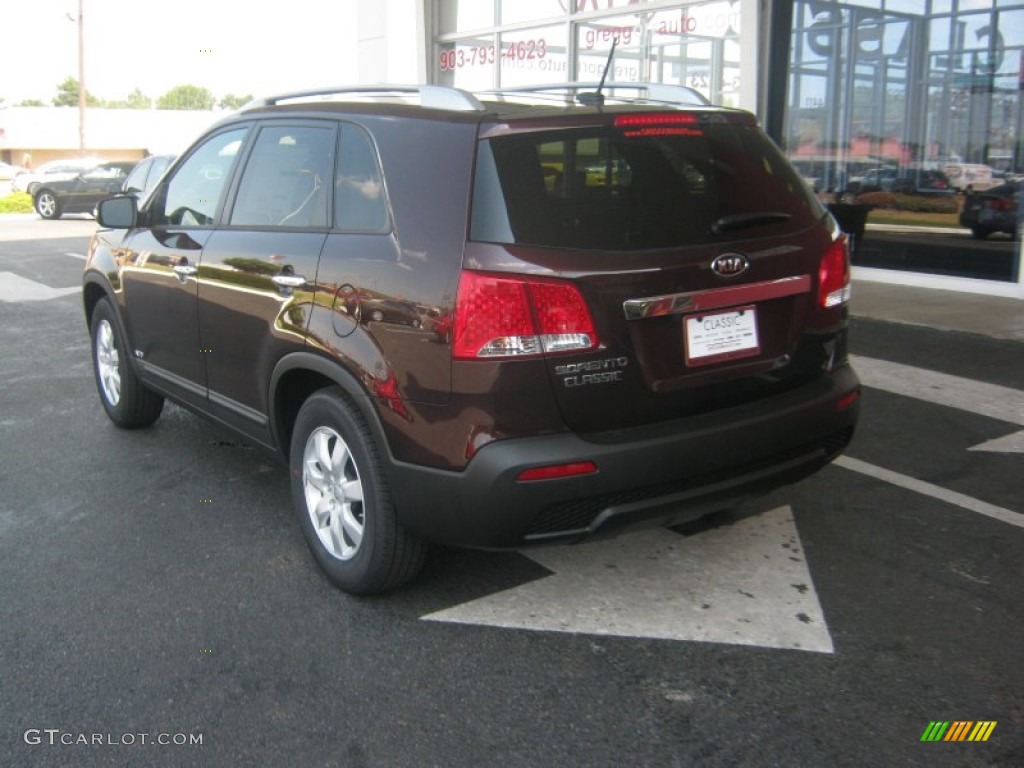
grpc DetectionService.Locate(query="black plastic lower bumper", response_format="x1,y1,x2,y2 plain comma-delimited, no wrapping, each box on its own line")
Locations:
387,364,860,549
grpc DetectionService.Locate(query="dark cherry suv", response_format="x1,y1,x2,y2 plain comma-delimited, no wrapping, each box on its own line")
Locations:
83,84,860,594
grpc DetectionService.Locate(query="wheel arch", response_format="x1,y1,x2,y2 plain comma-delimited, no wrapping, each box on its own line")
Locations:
82,279,142,378
269,352,387,464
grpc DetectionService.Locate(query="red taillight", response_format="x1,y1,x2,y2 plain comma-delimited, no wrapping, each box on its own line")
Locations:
818,236,851,309
453,271,598,360
516,461,598,482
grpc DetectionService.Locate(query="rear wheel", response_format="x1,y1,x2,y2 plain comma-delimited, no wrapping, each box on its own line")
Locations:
290,388,426,594
90,298,164,428
35,190,62,219
970,226,990,240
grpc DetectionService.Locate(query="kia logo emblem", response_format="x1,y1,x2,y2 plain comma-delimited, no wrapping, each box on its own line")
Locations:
711,253,749,277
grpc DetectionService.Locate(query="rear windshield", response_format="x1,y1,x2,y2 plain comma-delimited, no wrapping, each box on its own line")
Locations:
471,119,824,250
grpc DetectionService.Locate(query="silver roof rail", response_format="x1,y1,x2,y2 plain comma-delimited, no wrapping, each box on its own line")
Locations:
487,82,711,107
241,85,486,113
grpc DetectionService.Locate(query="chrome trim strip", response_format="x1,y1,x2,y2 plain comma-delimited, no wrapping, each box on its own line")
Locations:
623,275,812,320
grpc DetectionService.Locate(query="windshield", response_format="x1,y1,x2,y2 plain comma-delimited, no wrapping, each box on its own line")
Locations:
471,119,824,251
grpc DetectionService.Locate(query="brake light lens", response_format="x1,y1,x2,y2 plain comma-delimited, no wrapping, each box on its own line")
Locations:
453,271,598,360
614,112,702,138
818,236,851,309
614,113,700,127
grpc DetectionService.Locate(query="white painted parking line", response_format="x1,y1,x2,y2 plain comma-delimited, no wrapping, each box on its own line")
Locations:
424,506,834,653
850,355,1024,427
64,252,87,260
835,455,1023,528
0,272,78,302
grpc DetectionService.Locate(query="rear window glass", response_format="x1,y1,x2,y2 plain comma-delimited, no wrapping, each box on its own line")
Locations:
471,119,824,250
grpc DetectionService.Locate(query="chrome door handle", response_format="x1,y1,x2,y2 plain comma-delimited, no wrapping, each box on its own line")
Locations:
172,263,198,283
271,274,307,288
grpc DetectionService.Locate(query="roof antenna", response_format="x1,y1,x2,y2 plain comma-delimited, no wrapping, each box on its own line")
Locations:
578,38,617,107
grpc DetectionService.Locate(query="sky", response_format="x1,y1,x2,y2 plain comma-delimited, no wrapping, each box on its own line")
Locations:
3,0,365,105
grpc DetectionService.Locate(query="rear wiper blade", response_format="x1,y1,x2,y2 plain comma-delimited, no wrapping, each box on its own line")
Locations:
710,211,791,235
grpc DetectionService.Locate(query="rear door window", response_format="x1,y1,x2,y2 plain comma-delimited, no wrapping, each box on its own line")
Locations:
472,116,824,250
230,124,335,228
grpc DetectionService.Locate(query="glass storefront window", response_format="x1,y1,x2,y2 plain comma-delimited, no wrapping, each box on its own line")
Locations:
437,36,498,90
499,26,569,87
576,13,645,83
785,0,1022,286
501,0,564,26
436,0,745,106
439,0,493,32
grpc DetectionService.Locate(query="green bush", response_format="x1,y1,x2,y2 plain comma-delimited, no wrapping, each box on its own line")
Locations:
0,192,33,213
855,191,898,208
854,191,958,214
893,194,959,213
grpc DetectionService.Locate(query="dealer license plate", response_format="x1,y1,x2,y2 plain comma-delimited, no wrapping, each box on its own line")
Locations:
684,306,760,366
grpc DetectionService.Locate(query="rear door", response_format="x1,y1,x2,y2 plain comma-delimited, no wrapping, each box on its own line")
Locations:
197,121,335,436
469,111,842,432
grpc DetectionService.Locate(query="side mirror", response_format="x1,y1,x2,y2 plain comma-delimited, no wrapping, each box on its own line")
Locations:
97,195,138,229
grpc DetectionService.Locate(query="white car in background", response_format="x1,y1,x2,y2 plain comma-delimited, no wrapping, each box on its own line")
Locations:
0,161,26,180
11,158,103,195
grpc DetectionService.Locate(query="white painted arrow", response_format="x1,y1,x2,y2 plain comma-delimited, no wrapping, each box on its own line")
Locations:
0,271,79,302
968,429,1024,454
850,355,1024,454
423,506,834,653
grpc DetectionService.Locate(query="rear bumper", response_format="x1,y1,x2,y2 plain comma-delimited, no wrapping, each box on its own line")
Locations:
388,364,860,549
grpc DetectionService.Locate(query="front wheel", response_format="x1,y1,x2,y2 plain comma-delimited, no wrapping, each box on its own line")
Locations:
970,226,990,240
90,298,164,428
290,388,426,594
35,190,62,219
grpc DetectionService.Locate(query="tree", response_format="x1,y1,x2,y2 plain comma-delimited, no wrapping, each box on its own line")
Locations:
53,76,100,107
218,93,253,110
17,99,46,107
157,84,215,110
106,88,152,109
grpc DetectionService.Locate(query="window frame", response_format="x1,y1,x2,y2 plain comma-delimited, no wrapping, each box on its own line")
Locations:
331,121,394,235
144,123,252,229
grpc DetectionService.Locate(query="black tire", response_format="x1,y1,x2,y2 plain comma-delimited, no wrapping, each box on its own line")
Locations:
970,226,990,240
290,388,426,595
90,298,164,428
34,190,62,219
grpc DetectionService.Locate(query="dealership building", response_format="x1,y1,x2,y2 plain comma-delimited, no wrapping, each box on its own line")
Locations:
354,0,1023,297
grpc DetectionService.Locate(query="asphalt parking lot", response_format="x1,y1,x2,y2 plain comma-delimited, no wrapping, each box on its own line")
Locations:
1,217,1022,767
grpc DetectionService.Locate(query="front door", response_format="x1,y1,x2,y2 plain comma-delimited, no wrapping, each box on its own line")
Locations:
120,127,250,403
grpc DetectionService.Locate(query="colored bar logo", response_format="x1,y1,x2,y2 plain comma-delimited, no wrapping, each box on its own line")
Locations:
921,721,997,742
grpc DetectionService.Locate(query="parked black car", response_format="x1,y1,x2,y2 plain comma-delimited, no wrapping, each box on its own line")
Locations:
33,161,136,219
959,181,1020,239
84,84,859,594
120,154,175,201
846,166,954,197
